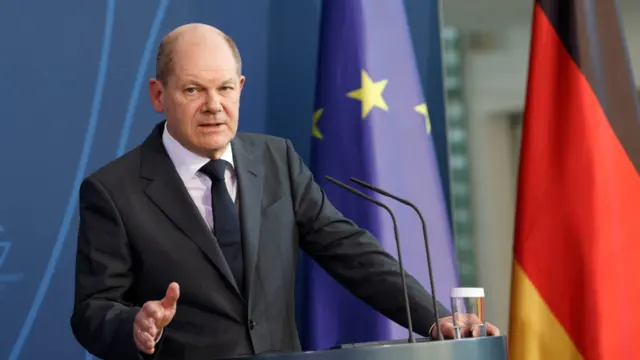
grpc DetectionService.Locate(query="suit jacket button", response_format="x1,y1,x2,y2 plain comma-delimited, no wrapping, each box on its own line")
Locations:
249,320,256,330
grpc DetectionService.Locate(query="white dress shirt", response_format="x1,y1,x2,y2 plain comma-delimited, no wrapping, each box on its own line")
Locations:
149,125,237,343
161,124,237,231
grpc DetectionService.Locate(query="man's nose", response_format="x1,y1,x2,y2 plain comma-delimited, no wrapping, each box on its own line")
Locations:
203,92,223,113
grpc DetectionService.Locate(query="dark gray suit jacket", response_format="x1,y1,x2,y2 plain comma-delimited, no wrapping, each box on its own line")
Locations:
70,121,448,360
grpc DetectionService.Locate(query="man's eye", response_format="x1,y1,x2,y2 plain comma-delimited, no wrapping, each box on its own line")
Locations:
221,86,234,91
185,87,198,93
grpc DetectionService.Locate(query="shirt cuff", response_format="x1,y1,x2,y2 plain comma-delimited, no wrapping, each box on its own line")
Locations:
429,322,437,338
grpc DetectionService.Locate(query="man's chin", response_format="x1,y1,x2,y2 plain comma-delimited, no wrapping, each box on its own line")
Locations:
197,138,232,154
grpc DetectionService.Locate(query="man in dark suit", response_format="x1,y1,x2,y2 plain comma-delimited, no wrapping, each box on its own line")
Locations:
70,23,498,360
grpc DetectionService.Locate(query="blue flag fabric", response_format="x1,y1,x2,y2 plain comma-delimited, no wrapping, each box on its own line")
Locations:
301,0,459,351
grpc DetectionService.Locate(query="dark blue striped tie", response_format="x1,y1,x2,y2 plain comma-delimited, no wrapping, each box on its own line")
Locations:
200,159,243,292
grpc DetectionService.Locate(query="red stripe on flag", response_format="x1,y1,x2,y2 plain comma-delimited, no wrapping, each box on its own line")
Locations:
512,4,640,360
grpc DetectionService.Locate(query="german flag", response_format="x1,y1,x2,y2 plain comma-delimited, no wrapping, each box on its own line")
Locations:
509,1,640,359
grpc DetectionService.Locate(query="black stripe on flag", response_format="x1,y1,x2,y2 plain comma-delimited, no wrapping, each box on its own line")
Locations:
537,0,640,174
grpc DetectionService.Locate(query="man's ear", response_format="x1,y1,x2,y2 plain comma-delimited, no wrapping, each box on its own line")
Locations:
149,78,165,113
238,75,245,93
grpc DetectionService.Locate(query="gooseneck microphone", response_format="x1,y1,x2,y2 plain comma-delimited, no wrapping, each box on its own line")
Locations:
349,177,444,341
324,175,415,344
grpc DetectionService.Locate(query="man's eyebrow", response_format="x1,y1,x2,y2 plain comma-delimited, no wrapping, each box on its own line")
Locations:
179,76,235,86
180,76,203,84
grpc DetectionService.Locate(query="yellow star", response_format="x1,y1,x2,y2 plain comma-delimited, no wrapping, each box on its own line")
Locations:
414,103,431,134
312,108,324,139
346,70,389,119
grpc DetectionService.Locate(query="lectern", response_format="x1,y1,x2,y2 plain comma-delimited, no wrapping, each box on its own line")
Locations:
221,336,508,360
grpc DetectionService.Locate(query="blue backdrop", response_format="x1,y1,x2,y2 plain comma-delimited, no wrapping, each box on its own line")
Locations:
0,1,450,358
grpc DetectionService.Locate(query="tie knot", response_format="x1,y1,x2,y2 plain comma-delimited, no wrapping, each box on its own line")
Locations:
200,159,228,182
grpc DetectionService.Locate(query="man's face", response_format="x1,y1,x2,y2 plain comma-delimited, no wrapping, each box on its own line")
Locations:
149,34,245,158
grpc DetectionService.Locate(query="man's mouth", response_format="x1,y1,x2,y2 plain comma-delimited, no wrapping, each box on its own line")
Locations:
199,122,225,127
198,122,226,131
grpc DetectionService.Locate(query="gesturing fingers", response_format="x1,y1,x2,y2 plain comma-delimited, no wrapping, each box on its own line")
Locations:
134,326,155,354
134,302,163,354
133,283,180,354
138,312,159,339
143,301,164,326
134,316,155,353
160,282,180,311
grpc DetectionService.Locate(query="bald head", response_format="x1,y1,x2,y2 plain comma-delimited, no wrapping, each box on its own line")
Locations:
155,23,242,85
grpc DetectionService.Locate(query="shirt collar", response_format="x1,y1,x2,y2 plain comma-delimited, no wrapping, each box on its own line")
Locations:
162,122,235,181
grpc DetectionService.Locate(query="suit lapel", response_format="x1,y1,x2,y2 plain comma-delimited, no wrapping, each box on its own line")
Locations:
140,123,242,297
231,136,263,301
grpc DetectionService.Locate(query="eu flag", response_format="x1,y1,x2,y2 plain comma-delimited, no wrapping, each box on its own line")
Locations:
300,0,459,351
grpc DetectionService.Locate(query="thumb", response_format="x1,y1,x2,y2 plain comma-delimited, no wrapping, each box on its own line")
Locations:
160,282,180,310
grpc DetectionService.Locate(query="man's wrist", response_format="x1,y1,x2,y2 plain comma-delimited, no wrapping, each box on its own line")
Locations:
429,322,437,338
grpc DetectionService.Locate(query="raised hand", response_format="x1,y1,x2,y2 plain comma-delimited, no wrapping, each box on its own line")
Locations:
133,282,180,354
